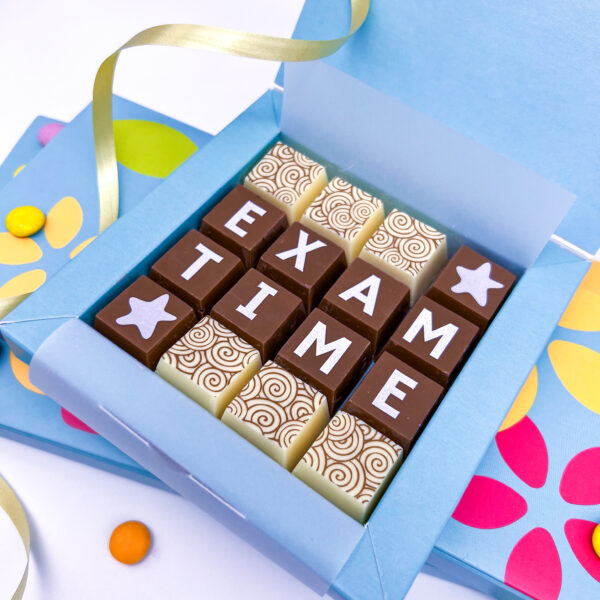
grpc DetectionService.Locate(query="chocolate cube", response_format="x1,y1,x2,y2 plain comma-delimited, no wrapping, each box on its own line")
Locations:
343,352,444,455
211,269,305,362
320,259,409,355
301,177,384,262
150,230,244,316
275,309,371,413
222,361,329,470
94,275,196,369
360,209,447,302
244,142,328,223
200,185,287,268
384,296,478,386
426,245,516,330
293,411,403,523
156,316,261,417
257,222,346,311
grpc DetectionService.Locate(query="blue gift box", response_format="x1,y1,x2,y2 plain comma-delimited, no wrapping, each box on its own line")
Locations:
2,1,599,598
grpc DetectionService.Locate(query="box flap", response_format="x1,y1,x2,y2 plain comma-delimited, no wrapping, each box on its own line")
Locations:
294,1,600,252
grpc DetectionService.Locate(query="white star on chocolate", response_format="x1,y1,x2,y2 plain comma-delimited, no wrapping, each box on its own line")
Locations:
116,294,176,339
451,262,504,307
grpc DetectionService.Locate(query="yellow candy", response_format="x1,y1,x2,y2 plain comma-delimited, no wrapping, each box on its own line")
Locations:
593,524,600,559
109,520,152,565
6,206,45,238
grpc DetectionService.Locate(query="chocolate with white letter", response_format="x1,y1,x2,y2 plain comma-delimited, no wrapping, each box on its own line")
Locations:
343,352,443,454
94,276,196,369
384,296,478,386
275,309,371,413
211,269,305,362
150,231,244,316
320,259,409,354
257,222,346,311
201,185,287,268
426,245,516,331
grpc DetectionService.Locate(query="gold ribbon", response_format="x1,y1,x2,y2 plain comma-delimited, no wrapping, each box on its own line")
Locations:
0,476,30,600
93,0,370,233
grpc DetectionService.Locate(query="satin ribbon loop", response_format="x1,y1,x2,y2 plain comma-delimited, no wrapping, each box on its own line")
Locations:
93,0,370,233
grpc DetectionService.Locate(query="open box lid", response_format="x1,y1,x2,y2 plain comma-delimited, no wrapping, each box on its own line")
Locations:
290,0,600,258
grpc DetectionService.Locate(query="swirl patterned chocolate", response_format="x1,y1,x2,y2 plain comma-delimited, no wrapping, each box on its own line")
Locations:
223,361,329,469
244,142,327,222
360,209,447,301
157,315,261,417
293,411,403,522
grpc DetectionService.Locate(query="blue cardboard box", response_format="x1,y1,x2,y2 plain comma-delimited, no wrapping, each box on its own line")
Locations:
0,101,211,484
1,1,599,598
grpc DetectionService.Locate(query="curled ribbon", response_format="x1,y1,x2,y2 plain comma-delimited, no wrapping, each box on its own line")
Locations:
0,475,30,600
93,0,370,233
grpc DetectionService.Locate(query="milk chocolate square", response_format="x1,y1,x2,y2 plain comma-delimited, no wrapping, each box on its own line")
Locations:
211,269,305,362
360,209,447,302
222,361,329,470
150,231,244,316
200,185,287,268
320,259,409,355
426,245,516,330
343,352,444,455
275,308,371,413
257,223,346,311
94,276,196,369
156,316,261,417
244,142,328,223
293,411,403,523
301,177,384,262
384,296,478,386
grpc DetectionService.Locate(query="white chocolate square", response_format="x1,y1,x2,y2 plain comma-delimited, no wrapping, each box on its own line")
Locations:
300,177,384,263
359,209,447,302
156,316,261,417
293,411,403,523
222,361,329,470
244,142,327,223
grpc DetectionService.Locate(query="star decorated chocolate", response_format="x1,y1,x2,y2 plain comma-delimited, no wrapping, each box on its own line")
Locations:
200,185,287,268
293,411,403,523
275,308,371,413
426,245,516,330
94,276,196,369
300,177,384,262
150,230,244,316
319,259,409,355
156,316,261,417
257,222,346,311
343,352,444,455
244,142,328,223
360,209,447,302
211,269,305,362
384,296,478,386
222,361,329,470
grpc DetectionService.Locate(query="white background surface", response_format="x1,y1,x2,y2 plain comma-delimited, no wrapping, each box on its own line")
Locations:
0,1,490,598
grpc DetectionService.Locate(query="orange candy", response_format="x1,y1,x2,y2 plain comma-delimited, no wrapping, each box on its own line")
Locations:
109,520,152,565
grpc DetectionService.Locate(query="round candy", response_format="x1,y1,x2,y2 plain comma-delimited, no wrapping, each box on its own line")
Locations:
593,524,600,559
5,206,45,238
37,122,65,147
109,520,152,565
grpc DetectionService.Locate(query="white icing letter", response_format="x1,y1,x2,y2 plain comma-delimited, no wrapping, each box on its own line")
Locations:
293,321,351,375
275,229,326,272
236,281,278,320
372,369,418,419
224,200,266,238
181,243,223,281
402,308,459,359
338,275,381,317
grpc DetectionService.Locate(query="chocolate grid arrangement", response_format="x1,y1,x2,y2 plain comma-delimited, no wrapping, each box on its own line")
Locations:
94,141,516,523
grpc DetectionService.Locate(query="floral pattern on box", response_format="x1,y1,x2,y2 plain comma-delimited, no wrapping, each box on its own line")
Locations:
447,263,600,600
